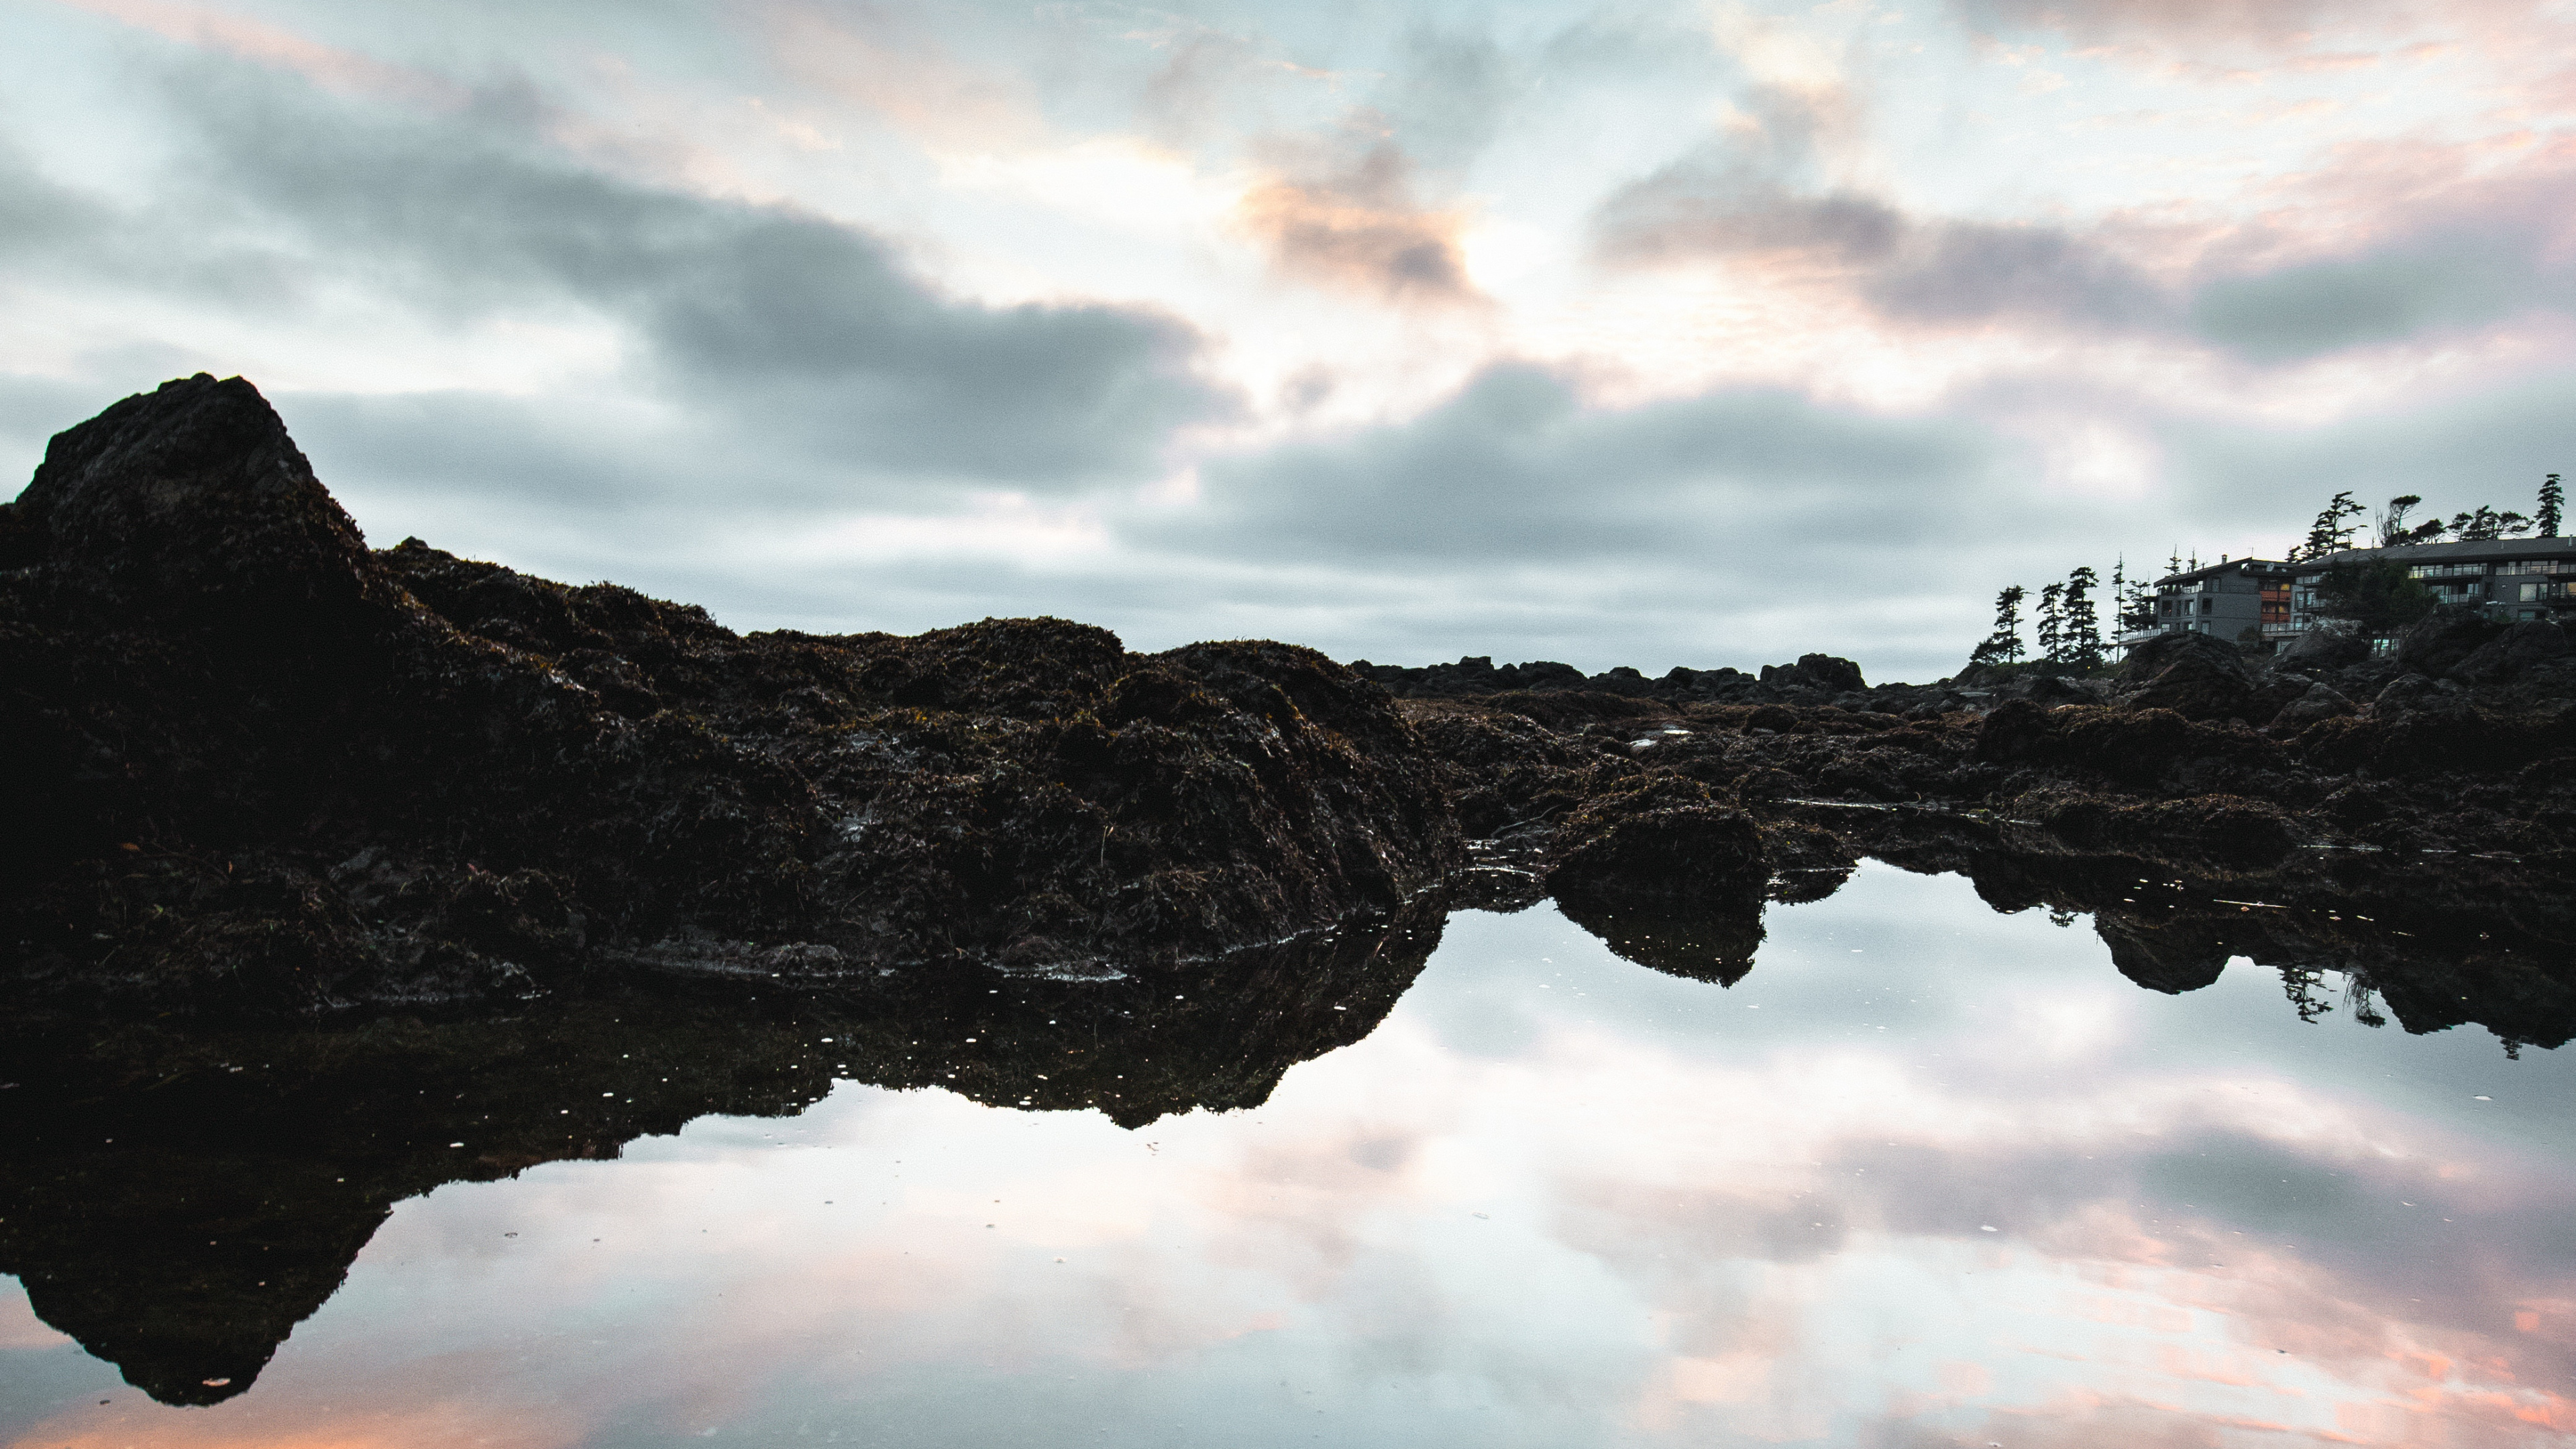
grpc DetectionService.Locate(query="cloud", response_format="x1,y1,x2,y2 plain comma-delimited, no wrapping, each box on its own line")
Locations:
1165,362,2005,568
1946,0,2385,48
1236,129,1484,307
113,60,1241,492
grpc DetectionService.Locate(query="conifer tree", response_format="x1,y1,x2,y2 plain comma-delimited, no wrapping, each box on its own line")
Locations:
2036,581,2065,665
2540,473,2565,538
2376,495,2445,547
2451,505,2531,541
2297,491,2367,561
2062,566,2104,669
1969,585,2027,666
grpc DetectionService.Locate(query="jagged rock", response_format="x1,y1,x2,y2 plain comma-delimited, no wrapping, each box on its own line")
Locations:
2451,620,2571,685
2371,673,2445,715
2396,605,2505,678
1,376,1459,1014
1761,652,1866,692
1543,776,1768,904
2278,624,2369,671
2269,682,2357,732
2118,631,2254,721
2096,917,2229,994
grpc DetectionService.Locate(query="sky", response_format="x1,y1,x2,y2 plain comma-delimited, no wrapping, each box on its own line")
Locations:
3,0,2574,681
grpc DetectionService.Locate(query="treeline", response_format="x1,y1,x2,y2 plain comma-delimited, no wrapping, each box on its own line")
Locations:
2288,474,2562,559
1970,472,2565,666
1968,566,2114,671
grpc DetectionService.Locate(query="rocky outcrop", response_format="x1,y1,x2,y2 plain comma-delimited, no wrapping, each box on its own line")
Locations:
2396,604,2505,678
2114,629,2256,721
1,377,1458,1015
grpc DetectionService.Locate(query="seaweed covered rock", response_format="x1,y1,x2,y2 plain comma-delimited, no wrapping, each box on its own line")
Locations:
0,377,1458,1014
1543,775,1768,906
2396,605,2504,679
2116,629,2255,720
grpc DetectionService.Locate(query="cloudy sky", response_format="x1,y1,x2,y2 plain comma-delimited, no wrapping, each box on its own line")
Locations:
4,0,2573,680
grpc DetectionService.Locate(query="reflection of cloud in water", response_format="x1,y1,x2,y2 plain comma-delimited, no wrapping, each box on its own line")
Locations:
5,865,2572,1448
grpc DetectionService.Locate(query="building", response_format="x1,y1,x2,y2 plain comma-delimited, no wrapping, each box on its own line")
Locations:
2284,536,2576,641
2118,557,2293,651
2118,537,2576,655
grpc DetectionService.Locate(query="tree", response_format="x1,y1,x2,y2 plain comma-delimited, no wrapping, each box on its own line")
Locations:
2061,566,2104,669
2296,490,2367,561
2540,473,2564,538
2310,559,2436,634
1969,585,2027,666
2450,505,2531,541
2036,581,2065,664
2376,494,2446,547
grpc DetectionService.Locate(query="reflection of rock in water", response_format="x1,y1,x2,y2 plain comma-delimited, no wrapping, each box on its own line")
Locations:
0,901,1443,1406
1786,804,2576,1051
1552,894,1765,985
2095,916,2229,995
1536,776,1773,983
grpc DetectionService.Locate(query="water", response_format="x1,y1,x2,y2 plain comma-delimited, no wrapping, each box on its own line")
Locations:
3,861,2570,1446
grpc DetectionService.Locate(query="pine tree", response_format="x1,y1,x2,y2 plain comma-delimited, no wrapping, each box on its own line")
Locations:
2540,473,2564,538
2062,567,2103,669
2452,506,2532,541
2036,581,2065,665
2298,491,2367,561
1969,585,2027,666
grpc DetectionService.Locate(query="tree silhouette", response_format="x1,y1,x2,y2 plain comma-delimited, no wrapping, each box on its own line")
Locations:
2451,505,2531,541
2540,474,2565,538
2036,581,2065,664
2296,491,2367,561
1969,585,2027,666
2062,567,2104,669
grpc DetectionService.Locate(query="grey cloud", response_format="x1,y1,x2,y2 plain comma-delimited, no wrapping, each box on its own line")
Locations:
1384,25,1519,172
76,58,1236,494
1595,166,1905,268
1595,142,2178,336
1163,362,2004,567
2190,239,2545,362
1946,0,2355,47
1865,221,2173,329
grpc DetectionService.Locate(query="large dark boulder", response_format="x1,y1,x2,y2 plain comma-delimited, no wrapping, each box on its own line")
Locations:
2269,682,2357,733
1762,653,1866,692
2278,624,2369,671
1543,775,1768,904
2451,619,2570,685
1,375,394,639
2117,629,2253,720
2396,605,2505,678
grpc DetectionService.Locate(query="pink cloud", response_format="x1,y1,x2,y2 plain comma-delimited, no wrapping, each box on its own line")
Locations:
55,0,462,108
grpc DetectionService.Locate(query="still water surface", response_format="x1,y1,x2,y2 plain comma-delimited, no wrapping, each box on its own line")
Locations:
4,862,2570,1447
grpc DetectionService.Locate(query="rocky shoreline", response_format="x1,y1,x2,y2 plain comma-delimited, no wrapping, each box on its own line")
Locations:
7,376,2575,1409
4,374,2571,1021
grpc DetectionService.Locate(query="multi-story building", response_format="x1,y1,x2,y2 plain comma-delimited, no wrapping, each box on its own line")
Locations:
2284,536,2576,641
2117,537,2576,656
2118,557,2294,651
